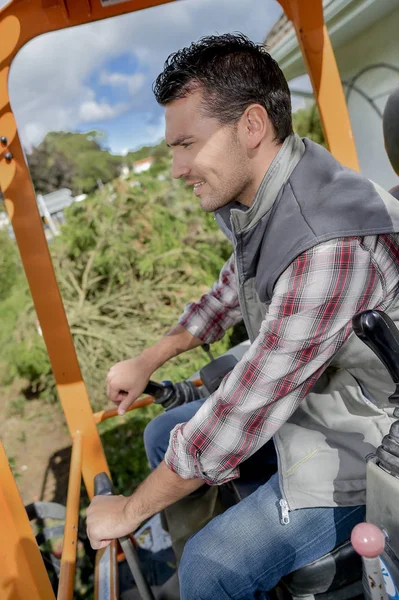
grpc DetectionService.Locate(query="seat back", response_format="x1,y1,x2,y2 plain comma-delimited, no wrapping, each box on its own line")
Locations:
383,86,399,197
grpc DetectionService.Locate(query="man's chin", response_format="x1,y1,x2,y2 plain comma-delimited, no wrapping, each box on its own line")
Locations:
198,196,216,212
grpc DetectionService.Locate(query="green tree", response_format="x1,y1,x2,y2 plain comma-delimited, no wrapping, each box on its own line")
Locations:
27,142,76,195
28,131,122,195
125,144,156,167
0,228,19,301
292,103,326,146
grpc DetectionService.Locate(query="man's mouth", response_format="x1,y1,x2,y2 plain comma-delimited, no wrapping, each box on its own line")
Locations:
193,181,205,189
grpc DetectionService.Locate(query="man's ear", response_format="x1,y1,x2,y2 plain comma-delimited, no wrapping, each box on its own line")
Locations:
244,104,269,150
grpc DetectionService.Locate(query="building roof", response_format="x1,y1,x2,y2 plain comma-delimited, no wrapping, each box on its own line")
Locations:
264,0,397,81
133,157,154,166
264,13,291,51
38,188,75,216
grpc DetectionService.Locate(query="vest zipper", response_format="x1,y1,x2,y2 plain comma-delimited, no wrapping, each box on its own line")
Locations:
274,437,290,524
279,499,290,525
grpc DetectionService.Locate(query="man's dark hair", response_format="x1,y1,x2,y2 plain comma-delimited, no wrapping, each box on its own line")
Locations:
153,33,293,144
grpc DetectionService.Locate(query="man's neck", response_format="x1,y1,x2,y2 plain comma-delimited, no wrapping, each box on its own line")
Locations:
239,141,282,207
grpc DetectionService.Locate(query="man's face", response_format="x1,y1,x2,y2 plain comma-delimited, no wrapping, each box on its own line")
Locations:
165,90,251,212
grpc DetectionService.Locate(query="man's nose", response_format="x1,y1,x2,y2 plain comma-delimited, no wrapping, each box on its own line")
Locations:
172,156,190,180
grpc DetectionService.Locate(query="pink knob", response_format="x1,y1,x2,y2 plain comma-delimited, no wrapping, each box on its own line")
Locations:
351,522,385,558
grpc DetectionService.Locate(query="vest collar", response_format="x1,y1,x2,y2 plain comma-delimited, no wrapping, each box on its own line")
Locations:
215,133,305,239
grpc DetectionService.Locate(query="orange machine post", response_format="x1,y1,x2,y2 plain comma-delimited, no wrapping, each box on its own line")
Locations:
0,0,176,500
277,0,360,171
57,431,83,600
0,440,56,600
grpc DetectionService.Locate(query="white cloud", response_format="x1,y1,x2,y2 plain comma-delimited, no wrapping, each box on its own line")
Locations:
99,71,146,95
79,100,129,122
22,122,48,150
8,0,282,151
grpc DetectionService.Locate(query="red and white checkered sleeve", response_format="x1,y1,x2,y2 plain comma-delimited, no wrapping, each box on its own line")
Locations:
178,254,242,343
165,237,385,484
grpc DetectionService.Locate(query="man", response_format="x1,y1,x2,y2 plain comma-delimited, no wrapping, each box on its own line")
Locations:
87,34,399,599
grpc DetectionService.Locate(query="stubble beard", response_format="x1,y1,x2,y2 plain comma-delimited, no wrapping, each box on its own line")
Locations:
199,134,251,212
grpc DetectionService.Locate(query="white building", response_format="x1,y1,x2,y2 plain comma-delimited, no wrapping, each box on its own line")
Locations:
266,0,399,190
133,157,154,174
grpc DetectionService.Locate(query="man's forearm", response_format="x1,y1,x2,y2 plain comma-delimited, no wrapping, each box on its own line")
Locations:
124,461,204,529
140,324,204,372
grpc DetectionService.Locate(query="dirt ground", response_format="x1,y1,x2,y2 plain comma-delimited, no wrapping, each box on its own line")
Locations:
1,380,72,505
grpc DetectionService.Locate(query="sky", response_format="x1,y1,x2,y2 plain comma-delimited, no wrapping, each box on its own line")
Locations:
2,0,309,155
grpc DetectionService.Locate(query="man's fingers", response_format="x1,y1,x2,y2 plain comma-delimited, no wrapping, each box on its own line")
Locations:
90,538,112,550
117,392,137,416
108,384,123,404
106,370,116,399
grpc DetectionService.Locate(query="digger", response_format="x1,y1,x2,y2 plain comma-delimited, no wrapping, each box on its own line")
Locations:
1,1,399,599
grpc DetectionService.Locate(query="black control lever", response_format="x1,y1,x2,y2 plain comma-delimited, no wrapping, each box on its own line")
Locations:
352,309,399,476
119,380,174,404
144,380,170,399
352,309,399,405
94,473,155,600
119,379,201,411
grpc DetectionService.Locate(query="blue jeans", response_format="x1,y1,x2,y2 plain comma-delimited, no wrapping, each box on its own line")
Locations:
144,400,366,600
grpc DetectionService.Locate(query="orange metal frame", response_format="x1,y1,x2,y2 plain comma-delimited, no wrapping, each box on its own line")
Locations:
0,0,359,598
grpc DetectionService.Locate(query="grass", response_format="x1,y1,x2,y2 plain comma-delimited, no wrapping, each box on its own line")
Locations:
8,395,26,417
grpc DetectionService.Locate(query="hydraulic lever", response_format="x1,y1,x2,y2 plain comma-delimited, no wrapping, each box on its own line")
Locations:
353,309,399,476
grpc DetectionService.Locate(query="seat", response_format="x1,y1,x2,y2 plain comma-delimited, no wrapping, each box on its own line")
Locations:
280,539,362,598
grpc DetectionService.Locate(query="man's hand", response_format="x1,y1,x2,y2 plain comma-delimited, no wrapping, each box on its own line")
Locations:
87,462,204,551
106,356,152,415
86,495,136,550
106,326,203,415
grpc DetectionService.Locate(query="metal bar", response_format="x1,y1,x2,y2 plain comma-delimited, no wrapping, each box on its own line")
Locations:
94,541,118,600
57,431,83,600
119,536,156,600
94,396,155,424
363,556,388,600
0,440,56,600
277,0,360,171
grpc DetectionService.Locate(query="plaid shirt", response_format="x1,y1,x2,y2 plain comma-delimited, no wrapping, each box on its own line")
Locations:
164,235,399,485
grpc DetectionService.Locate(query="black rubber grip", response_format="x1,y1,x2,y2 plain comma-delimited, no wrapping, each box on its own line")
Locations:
143,380,166,398
94,472,114,496
352,309,399,403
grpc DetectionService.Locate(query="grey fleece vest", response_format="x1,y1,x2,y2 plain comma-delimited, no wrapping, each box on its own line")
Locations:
215,133,399,510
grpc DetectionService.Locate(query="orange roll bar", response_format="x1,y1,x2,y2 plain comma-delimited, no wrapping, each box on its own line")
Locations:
277,0,360,171
0,440,56,600
0,0,176,504
57,430,83,600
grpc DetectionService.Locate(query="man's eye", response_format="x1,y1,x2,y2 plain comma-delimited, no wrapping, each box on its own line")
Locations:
182,142,193,148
